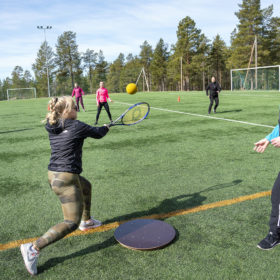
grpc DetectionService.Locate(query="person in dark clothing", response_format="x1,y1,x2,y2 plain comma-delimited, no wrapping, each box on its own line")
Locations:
20,96,109,275
254,117,280,250
206,76,221,114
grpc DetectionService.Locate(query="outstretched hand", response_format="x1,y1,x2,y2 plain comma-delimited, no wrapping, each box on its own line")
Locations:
254,138,269,153
271,137,280,148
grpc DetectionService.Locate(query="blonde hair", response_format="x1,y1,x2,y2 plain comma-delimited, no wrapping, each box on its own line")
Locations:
45,96,75,125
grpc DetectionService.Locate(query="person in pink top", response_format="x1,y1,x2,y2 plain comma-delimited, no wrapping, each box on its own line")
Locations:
95,81,113,124
72,83,85,112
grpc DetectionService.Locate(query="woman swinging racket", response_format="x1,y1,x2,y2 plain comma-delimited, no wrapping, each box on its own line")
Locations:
20,96,109,275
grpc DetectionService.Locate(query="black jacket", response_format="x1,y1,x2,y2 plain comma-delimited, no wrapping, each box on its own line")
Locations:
45,119,109,174
206,82,221,96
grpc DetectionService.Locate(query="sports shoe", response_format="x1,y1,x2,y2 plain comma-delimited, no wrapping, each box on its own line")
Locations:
20,243,39,275
257,232,280,250
79,217,102,231
94,122,98,125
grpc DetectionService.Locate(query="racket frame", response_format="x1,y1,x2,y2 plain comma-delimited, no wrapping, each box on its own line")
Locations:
109,102,150,127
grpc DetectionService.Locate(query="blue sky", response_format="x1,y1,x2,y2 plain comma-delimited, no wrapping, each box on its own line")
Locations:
0,0,279,79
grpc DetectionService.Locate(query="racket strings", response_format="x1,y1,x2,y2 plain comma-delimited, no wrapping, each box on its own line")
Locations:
122,104,149,125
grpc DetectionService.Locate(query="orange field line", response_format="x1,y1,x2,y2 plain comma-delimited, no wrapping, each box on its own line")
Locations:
0,190,271,252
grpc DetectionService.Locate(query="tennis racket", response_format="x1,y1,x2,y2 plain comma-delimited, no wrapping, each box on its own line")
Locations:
109,102,150,127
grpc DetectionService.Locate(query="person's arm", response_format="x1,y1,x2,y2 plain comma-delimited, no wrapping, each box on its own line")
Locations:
76,121,109,139
206,84,209,96
254,124,279,153
106,89,112,102
266,124,279,142
72,89,75,97
217,83,222,93
80,88,85,95
96,90,100,106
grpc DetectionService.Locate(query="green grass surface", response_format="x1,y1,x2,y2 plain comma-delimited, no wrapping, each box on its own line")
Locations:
1,90,280,279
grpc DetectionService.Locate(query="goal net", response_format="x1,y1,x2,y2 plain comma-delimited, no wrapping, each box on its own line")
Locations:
7,88,37,100
231,65,280,91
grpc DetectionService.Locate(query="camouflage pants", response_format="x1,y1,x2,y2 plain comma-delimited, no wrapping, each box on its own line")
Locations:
34,171,92,250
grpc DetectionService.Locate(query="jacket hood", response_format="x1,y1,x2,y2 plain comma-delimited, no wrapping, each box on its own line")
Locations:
45,120,64,135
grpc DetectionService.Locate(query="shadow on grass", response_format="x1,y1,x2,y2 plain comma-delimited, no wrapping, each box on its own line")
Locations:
39,236,116,274
39,179,242,274
215,109,242,114
0,128,34,134
104,179,243,224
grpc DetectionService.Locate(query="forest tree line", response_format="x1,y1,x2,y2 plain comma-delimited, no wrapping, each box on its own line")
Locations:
0,0,279,99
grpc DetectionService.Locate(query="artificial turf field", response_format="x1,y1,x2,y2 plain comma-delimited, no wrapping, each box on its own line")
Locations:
1,90,280,279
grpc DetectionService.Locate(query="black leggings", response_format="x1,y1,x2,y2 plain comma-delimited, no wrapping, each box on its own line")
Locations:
208,95,219,113
269,172,280,235
96,102,112,122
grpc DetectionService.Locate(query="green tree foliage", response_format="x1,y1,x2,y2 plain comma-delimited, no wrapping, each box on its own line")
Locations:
82,49,97,94
229,0,276,68
2,3,280,95
11,66,24,88
150,38,169,91
32,42,55,97
55,31,82,94
119,54,142,92
91,50,108,91
171,16,206,90
106,53,125,93
208,35,229,87
265,15,280,65
139,41,153,89
0,78,12,100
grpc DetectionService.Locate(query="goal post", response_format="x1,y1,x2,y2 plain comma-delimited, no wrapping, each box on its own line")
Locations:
7,88,37,100
231,65,280,92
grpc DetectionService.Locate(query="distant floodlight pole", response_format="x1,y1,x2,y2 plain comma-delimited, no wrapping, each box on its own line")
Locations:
37,25,52,97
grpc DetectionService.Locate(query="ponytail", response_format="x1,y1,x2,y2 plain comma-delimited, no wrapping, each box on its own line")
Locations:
44,96,75,125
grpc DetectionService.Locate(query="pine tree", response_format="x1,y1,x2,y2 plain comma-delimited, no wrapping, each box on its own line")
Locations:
55,31,82,93
107,53,125,93
1,78,12,100
150,39,169,91
190,34,210,90
208,35,228,87
11,66,24,88
229,0,275,68
32,41,55,97
119,54,142,92
82,49,98,94
171,16,205,90
92,50,108,90
139,41,153,90
265,14,280,65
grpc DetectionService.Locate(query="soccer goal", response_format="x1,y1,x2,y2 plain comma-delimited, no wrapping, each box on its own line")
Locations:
7,88,37,100
231,65,280,91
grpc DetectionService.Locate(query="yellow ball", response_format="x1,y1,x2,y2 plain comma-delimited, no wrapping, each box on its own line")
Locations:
126,83,137,95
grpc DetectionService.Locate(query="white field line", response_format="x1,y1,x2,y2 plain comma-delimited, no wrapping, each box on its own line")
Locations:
114,101,274,129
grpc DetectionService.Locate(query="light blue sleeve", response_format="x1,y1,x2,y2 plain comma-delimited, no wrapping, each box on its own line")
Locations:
266,124,279,142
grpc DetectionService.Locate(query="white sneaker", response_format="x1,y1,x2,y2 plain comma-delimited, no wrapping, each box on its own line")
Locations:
79,217,102,231
20,243,39,275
